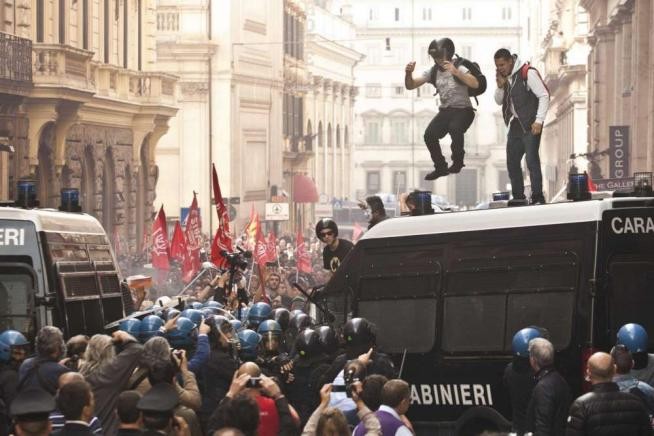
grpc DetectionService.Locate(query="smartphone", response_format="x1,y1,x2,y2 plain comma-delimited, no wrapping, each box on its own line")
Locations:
246,377,261,388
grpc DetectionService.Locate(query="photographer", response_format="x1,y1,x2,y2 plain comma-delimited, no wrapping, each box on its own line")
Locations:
405,38,479,180
303,383,381,436
209,362,300,436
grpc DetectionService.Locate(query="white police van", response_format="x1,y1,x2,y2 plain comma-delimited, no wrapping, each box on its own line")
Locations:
0,207,127,339
324,192,654,434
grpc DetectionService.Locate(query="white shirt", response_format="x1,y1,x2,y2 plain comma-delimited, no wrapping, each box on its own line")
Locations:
376,405,413,436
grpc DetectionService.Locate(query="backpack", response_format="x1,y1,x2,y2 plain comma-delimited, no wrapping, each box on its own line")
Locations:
517,62,550,94
429,55,487,103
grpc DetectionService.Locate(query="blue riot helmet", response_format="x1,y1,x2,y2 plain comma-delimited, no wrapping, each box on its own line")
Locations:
166,308,181,321
186,301,204,310
238,329,261,361
140,315,164,343
317,325,339,356
119,318,142,338
167,317,198,348
239,307,250,322
180,309,204,327
617,323,649,353
258,320,282,354
150,304,163,318
272,308,291,332
247,302,272,330
204,301,223,310
0,330,29,363
230,319,242,332
202,307,219,318
511,327,542,357
295,329,322,360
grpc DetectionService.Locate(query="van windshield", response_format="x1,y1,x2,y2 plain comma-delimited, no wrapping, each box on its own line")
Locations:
0,272,33,332
609,258,654,348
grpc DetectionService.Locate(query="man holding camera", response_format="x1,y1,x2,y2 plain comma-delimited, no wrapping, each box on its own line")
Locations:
405,38,479,180
494,48,550,204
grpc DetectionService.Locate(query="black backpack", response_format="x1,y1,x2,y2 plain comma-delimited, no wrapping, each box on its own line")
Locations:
429,55,487,102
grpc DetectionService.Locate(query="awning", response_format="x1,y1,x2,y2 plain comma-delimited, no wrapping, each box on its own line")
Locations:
293,174,319,203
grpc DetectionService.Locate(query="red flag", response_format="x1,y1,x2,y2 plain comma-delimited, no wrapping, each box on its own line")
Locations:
170,221,186,261
244,207,259,251
252,215,269,267
265,231,277,262
151,206,170,270
586,171,597,192
295,231,312,273
184,195,202,276
212,164,231,234
352,222,364,242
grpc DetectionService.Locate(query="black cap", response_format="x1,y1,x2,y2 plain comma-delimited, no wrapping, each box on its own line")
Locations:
137,383,179,413
10,388,56,422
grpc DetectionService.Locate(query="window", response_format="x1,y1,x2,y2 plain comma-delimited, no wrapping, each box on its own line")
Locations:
462,7,472,20
123,0,128,67
364,120,381,144
82,0,89,49
502,7,512,20
390,119,408,144
59,0,66,44
365,84,382,98
394,8,400,21
392,85,405,98
36,0,44,42
393,171,407,193
422,7,432,21
455,168,477,207
366,171,381,194
368,8,378,21
0,271,32,333
104,0,110,63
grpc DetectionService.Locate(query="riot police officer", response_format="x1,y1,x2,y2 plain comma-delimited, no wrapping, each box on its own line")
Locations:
317,325,341,361
503,327,541,435
257,320,294,387
246,302,273,332
323,318,396,387
0,329,30,433
617,323,654,385
273,307,291,353
286,328,331,426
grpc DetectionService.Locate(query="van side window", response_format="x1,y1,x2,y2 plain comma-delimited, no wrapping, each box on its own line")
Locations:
442,243,581,354
356,245,442,353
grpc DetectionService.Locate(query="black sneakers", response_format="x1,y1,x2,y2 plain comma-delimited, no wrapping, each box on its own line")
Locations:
448,162,465,174
424,167,449,181
530,195,546,205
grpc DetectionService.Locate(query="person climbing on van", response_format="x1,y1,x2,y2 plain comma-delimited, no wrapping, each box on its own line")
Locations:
405,38,484,181
315,218,353,273
494,48,550,205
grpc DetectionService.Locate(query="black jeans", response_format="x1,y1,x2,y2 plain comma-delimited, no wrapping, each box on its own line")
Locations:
507,119,543,200
423,107,475,169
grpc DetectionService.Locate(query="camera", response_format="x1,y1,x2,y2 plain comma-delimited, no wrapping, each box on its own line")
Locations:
246,377,261,388
344,368,360,398
221,248,252,270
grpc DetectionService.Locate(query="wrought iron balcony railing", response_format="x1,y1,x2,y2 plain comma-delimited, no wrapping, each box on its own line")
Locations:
0,32,32,84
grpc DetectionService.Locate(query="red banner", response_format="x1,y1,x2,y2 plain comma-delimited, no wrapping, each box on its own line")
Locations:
184,195,202,276
266,231,277,263
151,206,170,271
170,221,186,261
212,163,231,234
211,227,234,269
295,231,312,273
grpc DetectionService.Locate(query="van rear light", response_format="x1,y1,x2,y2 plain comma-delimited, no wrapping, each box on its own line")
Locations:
581,345,597,392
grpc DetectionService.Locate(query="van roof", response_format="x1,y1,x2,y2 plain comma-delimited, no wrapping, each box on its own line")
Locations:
362,197,652,240
0,207,106,234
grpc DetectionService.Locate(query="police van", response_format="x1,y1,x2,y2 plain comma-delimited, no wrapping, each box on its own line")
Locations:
0,207,127,339
323,193,654,434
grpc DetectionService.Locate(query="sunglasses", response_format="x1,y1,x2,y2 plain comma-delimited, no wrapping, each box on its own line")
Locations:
320,230,334,238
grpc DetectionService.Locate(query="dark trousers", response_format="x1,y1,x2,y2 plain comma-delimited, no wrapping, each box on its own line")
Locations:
507,119,543,199
423,107,475,169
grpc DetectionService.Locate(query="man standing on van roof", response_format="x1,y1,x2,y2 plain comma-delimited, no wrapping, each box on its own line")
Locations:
525,338,571,436
315,219,353,273
494,49,550,205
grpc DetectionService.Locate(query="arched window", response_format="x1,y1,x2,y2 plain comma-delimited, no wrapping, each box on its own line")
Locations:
306,119,313,151
102,148,115,236
318,121,323,147
81,145,95,214
327,123,332,148
344,126,349,148
336,125,341,148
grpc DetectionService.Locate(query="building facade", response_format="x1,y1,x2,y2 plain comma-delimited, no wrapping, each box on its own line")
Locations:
0,0,177,252
580,0,654,180
527,0,591,199
350,0,527,208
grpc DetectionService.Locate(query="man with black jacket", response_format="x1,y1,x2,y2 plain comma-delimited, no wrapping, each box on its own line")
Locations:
566,352,651,436
525,338,571,436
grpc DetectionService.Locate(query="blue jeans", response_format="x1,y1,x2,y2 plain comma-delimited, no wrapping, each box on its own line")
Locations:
507,120,543,200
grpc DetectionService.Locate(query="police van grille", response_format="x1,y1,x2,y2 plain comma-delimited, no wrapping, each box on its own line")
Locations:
62,274,99,298
57,262,94,273
94,262,116,272
99,274,120,295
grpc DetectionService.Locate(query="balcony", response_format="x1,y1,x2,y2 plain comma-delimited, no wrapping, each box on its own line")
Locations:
283,135,315,165
0,32,33,96
32,43,94,100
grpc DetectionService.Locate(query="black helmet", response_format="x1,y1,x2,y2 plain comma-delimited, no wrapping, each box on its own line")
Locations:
317,325,339,356
290,313,312,332
343,318,376,348
272,308,291,331
295,329,322,359
315,218,338,239
428,38,455,61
